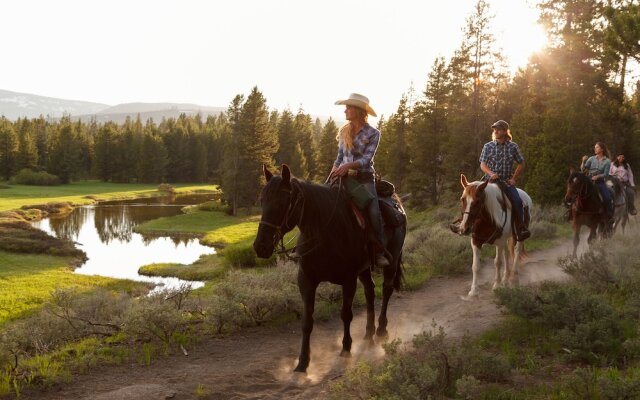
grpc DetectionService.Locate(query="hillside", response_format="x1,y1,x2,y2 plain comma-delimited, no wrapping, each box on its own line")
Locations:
0,89,225,123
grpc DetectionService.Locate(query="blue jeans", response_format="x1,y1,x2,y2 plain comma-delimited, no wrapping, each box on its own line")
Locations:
595,179,613,216
502,182,524,225
363,181,385,247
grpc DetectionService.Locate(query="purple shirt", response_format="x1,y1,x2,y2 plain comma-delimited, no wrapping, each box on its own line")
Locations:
333,123,380,174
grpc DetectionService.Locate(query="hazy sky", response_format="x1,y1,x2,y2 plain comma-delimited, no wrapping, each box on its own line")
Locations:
1,0,546,122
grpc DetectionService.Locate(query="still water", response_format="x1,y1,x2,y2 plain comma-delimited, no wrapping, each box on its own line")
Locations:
31,194,216,291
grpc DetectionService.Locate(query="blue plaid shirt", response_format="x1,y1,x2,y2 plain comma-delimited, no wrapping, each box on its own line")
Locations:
333,123,380,174
479,140,525,180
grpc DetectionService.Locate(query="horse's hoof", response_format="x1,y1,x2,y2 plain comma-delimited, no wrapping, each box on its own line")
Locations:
340,350,352,358
293,364,308,373
376,329,389,341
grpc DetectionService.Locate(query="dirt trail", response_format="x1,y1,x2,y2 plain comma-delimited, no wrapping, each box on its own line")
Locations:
31,239,581,400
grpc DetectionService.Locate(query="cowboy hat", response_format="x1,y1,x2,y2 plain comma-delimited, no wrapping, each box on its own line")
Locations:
334,93,377,117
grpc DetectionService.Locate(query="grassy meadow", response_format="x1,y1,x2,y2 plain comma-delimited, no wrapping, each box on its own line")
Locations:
0,251,150,325
0,181,218,212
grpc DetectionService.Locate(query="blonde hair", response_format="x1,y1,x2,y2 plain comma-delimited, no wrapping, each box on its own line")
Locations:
492,129,513,141
336,107,368,150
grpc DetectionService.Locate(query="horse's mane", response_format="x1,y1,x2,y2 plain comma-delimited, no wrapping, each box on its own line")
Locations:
290,178,367,259
469,181,508,227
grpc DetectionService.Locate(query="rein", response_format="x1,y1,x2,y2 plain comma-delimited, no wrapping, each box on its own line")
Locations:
268,180,345,261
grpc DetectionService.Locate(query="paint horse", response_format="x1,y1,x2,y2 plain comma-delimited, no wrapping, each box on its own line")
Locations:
253,164,406,373
450,174,532,297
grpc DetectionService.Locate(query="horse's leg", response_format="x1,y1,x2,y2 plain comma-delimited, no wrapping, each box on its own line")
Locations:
511,240,522,287
377,228,404,338
469,243,482,297
340,279,357,357
493,244,504,290
376,255,395,338
294,269,317,373
572,223,580,258
358,268,376,344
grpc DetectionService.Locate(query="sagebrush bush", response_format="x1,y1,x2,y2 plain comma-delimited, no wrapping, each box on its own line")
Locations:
213,264,300,326
330,326,513,399
404,224,471,276
562,367,640,400
496,282,633,366
10,169,60,186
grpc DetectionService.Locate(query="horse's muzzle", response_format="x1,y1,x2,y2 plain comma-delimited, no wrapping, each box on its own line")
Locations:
253,241,274,259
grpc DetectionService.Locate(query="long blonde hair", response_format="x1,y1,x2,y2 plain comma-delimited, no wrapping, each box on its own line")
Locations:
336,107,368,151
492,129,513,141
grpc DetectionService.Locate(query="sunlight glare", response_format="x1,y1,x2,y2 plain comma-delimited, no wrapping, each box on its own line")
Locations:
501,21,548,72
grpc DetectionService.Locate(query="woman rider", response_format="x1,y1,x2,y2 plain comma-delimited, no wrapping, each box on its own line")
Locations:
582,141,614,221
330,93,389,267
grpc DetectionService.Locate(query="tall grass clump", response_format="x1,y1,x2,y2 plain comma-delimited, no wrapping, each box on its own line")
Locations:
10,169,61,186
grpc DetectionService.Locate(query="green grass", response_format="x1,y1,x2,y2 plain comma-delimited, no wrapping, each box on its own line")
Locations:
138,254,229,281
0,181,218,212
135,210,260,246
0,251,149,325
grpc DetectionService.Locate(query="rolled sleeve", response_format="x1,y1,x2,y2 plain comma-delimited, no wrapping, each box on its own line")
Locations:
512,143,525,164
334,144,344,167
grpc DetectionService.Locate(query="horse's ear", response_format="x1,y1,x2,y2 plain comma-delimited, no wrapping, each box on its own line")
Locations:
569,166,576,175
460,174,469,188
478,179,489,192
263,164,273,182
281,164,291,184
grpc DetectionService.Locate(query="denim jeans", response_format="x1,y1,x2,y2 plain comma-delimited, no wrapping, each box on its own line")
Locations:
502,183,524,224
595,179,613,216
363,181,385,247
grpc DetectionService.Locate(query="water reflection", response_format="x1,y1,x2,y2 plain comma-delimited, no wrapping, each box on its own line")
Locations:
31,194,216,290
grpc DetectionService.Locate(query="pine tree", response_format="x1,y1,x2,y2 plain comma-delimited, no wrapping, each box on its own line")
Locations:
294,109,316,180
15,118,38,172
0,118,18,180
317,118,338,180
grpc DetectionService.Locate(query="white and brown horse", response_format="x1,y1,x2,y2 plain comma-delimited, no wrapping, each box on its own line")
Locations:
450,174,532,297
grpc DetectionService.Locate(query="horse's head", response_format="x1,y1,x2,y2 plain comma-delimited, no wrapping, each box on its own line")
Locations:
253,164,301,258
565,169,587,204
451,174,489,236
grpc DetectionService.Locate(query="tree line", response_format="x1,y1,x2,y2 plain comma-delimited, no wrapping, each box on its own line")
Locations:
1,0,639,212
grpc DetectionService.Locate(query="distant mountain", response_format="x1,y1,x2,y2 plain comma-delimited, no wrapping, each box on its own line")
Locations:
82,102,226,124
0,89,225,123
0,89,109,120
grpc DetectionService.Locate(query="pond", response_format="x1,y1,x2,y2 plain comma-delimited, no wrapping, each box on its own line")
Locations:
30,194,217,291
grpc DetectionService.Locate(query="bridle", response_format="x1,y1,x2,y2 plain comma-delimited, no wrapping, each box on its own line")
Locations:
258,186,304,257
258,178,348,261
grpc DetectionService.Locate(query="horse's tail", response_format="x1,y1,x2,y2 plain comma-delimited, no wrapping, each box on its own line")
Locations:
393,251,404,291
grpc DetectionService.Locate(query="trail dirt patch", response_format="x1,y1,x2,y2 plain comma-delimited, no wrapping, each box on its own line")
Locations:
32,239,579,400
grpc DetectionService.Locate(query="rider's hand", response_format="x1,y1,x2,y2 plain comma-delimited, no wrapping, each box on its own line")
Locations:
582,155,589,162
507,178,516,186
489,172,499,181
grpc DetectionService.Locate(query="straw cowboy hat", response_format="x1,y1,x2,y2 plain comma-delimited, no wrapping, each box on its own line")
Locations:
335,93,377,117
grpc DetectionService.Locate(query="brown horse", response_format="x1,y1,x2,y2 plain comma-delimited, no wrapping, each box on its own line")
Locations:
564,170,609,257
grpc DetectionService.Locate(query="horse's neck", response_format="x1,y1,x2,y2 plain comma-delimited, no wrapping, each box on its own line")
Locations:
297,182,342,230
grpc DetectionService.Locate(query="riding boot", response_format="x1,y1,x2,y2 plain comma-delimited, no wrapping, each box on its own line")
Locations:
515,220,531,241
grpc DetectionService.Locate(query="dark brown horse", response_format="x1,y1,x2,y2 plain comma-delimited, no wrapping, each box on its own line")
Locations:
253,165,406,373
564,170,609,257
